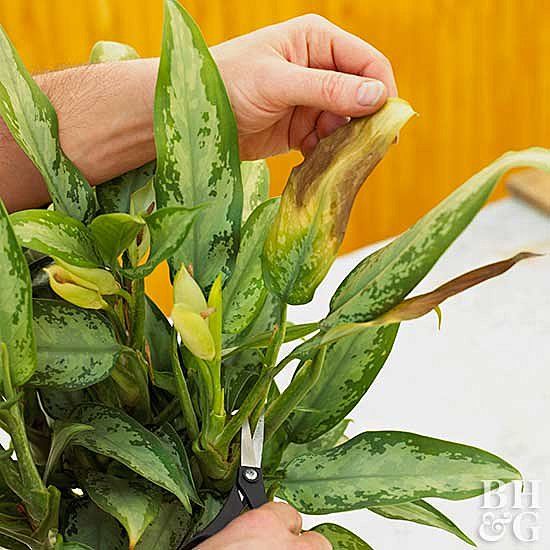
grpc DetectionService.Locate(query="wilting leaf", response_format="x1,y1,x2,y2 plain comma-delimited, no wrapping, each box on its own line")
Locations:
371,500,475,546
89,213,145,266
30,300,122,390
311,524,373,549
43,421,94,483
89,40,139,63
241,160,270,223
82,472,162,549
71,404,197,510
64,498,128,550
0,26,97,222
326,147,550,327
154,0,242,289
0,200,37,387
286,325,398,443
135,497,191,550
278,431,520,514
121,206,200,279
320,252,541,346
263,99,415,305
223,198,279,334
10,210,101,267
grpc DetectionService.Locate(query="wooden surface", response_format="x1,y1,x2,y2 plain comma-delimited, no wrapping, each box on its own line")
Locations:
1,0,548,312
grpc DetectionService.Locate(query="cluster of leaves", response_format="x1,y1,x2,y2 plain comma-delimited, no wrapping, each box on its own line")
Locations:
0,1,549,549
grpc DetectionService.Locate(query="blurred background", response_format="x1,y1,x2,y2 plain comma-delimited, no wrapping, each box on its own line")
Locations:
1,0,548,312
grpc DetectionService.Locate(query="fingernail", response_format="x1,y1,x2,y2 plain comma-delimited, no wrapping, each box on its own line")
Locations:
356,81,384,106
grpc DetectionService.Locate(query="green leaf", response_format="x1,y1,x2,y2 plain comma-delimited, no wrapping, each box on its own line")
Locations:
63,543,94,550
0,200,36,387
282,418,350,465
311,524,373,549
286,325,398,443
278,431,521,514
263,99,415,305
39,388,88,420
241,160,270,223
371,500,475,546
30,300,122,390
186,493,223,540
145,297,172,372
82,472,162,549
10,210,101,267
326,147,550,327
71,404,197,510
97,163,156,215
223,198,279,334
43,422,94,483
89,213,145,267
154,0,243,289
121,206,200,279
0,26,97,222
64,498,128,550
89,41,139,63
135,497,191,550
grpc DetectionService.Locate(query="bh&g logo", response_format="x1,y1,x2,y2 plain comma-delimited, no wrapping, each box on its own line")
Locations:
479,480,542,543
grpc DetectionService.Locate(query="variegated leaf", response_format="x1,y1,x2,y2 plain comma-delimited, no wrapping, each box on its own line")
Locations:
89,40,139,63
10,210,101,267
71,404,197,511
223,198,279,334
311,524,373,549
0,200,36,385
0,25,97,221
241,160,270,223
154,0,242,289
370,500,474,546
326,147,550,327
30,300,122,390
263,99,415,305
278,431,520,514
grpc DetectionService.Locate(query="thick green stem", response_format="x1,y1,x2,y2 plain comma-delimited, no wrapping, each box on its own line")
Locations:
265,346,327,441
130,278,146,351
105,306,127,344
170,332,199,441
0,343,49,522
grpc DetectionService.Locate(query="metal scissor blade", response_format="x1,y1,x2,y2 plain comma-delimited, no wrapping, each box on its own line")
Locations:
240,415,264,468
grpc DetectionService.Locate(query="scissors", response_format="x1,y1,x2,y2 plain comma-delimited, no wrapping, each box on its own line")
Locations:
179,415,268,549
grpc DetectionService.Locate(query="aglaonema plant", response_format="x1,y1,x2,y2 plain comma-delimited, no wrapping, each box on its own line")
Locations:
0,2,548,549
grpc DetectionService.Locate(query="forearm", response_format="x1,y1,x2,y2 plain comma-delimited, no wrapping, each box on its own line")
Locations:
0,58,159,212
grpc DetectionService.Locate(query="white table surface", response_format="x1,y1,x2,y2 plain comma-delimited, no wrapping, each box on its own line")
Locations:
1,198,548,549
284,197,550,549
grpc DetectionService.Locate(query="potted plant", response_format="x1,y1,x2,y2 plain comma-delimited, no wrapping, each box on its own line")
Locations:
0,1,548,548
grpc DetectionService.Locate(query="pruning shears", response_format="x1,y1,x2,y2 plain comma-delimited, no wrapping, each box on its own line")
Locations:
178,415,268,549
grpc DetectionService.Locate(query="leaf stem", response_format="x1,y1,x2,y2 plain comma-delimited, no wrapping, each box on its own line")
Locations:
130,278,146,351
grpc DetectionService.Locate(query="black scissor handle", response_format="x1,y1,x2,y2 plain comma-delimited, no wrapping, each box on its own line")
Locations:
178,467,268,550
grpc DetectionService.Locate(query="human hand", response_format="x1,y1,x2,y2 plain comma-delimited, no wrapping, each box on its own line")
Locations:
211,14,397,159
197,502,331,549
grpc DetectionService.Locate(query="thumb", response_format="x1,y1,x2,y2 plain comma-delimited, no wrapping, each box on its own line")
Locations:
282,65,387,117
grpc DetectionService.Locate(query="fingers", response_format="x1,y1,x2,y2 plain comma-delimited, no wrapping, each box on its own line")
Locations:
297,111,350,156
291,14,397,97
283,64,388,118
262,501,303,535
300,531,333,549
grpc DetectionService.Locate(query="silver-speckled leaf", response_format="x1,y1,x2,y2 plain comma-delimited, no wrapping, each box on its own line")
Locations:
241,160,270,223
286,325,398,443
121,206,200,279
154,0,242,289
0,26,97,222
326,147,550,327
10,209,101,267
64,498,128,550
223,197,279,334
278,431,520,514
0,200,36,386
82,472,163,549
263,99,415,305
370,500,475,546
30,300,122,390
311,524,373,549
89,40,139,63
71,404,197,511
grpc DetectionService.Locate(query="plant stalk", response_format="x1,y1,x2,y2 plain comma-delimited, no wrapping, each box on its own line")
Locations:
130,278,146,351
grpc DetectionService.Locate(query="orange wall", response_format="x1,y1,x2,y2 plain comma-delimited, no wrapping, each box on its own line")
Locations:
1,1,548,312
